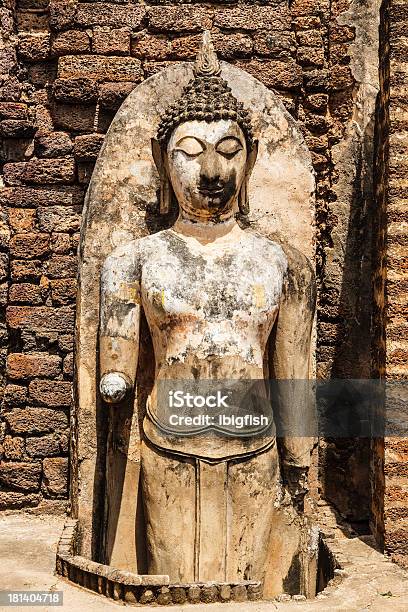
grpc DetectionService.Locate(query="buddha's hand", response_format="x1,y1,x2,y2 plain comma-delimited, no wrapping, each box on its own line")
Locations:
100,372,130,404
282,465,309,511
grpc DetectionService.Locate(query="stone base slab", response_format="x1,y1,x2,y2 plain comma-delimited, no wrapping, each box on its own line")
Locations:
55,518,262,604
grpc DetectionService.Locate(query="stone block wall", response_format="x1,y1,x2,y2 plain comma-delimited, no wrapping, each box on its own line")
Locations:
372,0,408,566
0,0,384,526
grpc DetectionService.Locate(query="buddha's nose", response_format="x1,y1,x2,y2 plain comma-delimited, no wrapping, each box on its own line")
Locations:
199,149,222,185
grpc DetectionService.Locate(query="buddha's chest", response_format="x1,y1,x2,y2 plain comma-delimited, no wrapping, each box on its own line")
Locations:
140,249,283,325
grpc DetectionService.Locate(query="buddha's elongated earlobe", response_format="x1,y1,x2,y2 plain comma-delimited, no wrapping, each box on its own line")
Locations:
238,178,249,215
160,175,171,215
238,140,258,216
151,137,171,214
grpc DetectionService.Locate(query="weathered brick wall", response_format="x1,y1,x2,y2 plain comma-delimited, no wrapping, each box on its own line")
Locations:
375,0,408,566
0,0,380,519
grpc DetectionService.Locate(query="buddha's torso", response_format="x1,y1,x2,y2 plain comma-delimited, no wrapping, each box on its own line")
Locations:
109,225,288,458
136,227,287,379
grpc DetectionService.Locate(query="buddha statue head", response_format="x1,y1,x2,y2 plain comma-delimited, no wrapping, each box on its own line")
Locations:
152,31,258,221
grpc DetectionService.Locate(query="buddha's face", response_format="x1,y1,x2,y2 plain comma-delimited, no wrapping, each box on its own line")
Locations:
166,120,248,221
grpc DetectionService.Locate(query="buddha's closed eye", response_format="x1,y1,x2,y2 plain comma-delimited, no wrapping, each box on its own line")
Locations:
175,136,205,157
215,137,243,158
175,136,243,159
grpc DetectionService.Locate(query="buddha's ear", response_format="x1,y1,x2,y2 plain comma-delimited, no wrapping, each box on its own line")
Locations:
151,138,171,215
239,140,259,216
246,139,259,177
151,138,165,176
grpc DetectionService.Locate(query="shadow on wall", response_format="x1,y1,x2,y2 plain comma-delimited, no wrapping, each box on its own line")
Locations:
320,107,376,527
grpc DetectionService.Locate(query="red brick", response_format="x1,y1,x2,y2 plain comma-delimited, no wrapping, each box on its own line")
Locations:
291,0,325,17
1,436,25,460
50,233,71,254
27,63,57,88
92,27,131,56
17,11,49,33
29,379,72,406
7,306,75,333
49,0,77,32
0,120,35,138
297,30,324,47
0,77,21,103
254,31,294,58
235,59,303,91
46,255,77,278
98,81,137,111
330,65,354,91
58,334,73,353
304,69,329,91
73,133,104,162
330,24,355,43
214,6,291,31
0,283,7,306
58,55,143,83
0,102,28,120
143,60,180,79
5,407,68,435
8,209,36,233
131,32,169,60
0,253,8,282
51,103,107,133
0,491,41,510
297,46,325,68
26,434,61,458
18,33,50,62
76,3,145,29
51,30,90,56
10,259,43,281
42,457,68,497
0,47,17,75
294,16,321,30
6,353,61,379
0,461,42,492
304,93,328,112
35,132,73,158
330,43,351,65
77,161,94,185
0,186,84,208
63,353,73,377
10,233,49,258
149,7,213,32
3,384,28,406
37,206,81,233
3,159,76,186
9,283,43,305
53,77,98,104
50,279,77,305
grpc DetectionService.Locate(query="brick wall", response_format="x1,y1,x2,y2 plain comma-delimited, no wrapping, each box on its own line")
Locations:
375,0,408,566
0,0,380,519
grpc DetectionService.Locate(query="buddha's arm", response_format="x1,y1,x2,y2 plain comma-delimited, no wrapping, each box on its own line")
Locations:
269,249,316,502
99,249,141,403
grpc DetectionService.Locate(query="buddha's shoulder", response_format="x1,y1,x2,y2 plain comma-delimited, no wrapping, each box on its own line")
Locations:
244,231,288,267
103,230,170,263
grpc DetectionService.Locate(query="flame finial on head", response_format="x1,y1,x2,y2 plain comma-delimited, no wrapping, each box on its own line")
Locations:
194,31,221,77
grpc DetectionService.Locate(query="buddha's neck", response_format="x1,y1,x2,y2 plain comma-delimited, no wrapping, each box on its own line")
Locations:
173,212,239,244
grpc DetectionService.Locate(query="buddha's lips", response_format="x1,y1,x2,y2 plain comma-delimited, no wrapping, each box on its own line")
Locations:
198,187,224,197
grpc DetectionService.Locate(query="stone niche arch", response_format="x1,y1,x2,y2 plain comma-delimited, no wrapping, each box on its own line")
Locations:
73,60,315,576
